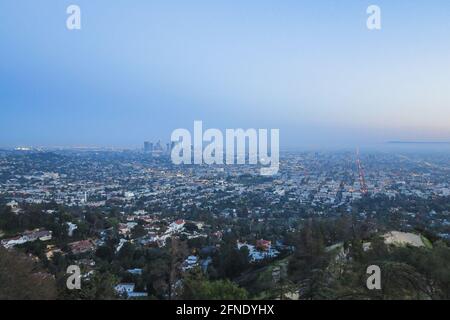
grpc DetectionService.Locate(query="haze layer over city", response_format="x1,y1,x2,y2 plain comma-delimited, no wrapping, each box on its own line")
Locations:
0,1,449,302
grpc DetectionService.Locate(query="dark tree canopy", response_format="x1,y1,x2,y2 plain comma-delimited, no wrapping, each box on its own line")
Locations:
0,247,57,300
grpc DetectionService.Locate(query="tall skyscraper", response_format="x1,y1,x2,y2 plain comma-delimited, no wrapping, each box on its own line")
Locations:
155,140,162,151
144,141,151,152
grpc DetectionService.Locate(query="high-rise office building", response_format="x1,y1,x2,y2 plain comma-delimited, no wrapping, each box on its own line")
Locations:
144,141,154,153
155,140,162,151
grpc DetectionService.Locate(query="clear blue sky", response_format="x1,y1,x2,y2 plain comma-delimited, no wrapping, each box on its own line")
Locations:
1,0,450,148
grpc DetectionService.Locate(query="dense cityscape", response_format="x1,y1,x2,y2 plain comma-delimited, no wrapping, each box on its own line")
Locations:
1,145,449,300
2,0,450,314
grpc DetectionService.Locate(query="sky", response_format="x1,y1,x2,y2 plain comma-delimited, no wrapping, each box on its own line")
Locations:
1,0,450,149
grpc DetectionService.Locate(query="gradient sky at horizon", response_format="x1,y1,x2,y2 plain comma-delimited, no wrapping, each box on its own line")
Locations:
1,0,450,149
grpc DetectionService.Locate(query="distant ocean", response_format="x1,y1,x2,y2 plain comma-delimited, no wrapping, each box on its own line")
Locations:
282,142,450,154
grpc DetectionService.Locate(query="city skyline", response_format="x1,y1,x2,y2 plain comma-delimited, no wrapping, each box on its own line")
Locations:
2,1,450,304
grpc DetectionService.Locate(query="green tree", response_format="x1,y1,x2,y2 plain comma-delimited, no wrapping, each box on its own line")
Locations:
58,271,118,300
0,247,57,300
182,271,248,300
